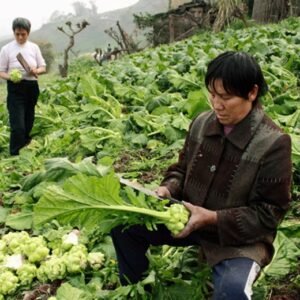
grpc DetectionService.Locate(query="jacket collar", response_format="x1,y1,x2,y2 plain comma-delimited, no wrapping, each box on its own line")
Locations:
204,103,265,150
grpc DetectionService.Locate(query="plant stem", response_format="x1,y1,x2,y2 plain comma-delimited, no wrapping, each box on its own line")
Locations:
70,204,170,220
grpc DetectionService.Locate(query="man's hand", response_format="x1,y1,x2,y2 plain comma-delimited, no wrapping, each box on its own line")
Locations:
175,202,217,239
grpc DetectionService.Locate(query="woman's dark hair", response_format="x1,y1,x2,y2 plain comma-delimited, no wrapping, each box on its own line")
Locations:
12,17,31,33
205,51,268,101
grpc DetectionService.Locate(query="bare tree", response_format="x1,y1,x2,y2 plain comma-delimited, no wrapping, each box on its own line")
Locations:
104,27,125,52
116,21,139,54
57,20,89,77
212,0,247,32
104,21,139,55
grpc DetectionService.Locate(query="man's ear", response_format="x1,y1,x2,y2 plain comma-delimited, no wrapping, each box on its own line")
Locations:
248,84,259,102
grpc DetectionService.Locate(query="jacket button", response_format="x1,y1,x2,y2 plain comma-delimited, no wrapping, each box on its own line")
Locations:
210,165,216,172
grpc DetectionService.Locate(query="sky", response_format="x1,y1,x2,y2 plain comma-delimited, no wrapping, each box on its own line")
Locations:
0,0,139,40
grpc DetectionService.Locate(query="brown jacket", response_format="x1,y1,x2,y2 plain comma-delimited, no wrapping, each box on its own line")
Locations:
161,103,292,267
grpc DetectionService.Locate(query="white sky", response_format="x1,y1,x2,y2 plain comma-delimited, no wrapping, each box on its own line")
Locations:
0,0,139,39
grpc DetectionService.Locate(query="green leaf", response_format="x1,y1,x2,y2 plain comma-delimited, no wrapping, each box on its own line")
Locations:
290,133,300,163
32,172,180,234
33,173,167,230
184,89,211,118
151,106,173,115
65,172,123,206
164,126,184,143
33,173,121,229
146,95,170,113
259,231,300,280
123,186,148,208
0,207,9,224
78,74,105,98
21,172,45,192
5,211,33,230
21,157,110,193
56,282,93,300
131,133,148,146
171,113,190,131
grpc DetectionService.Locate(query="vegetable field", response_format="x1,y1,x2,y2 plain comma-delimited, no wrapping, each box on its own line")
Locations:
0,18,299,299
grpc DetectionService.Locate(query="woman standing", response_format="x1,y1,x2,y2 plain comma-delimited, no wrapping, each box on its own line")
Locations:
0,17,46,155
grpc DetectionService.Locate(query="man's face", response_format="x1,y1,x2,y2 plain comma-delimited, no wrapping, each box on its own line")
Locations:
14,28,29,45
208,79,257,125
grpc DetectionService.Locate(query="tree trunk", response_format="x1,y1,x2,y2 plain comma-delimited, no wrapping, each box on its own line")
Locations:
289,0,300,16
247,0,254,17
252,0,289,23
59,36,74,78
116,21,131,54
169,14,175,43
57,20,89,78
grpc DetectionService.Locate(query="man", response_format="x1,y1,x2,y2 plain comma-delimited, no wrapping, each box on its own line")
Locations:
0,17,46,155
111,51,292,299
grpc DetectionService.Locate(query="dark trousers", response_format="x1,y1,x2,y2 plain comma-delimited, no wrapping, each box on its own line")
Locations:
7,80,39,155
111,224,260,299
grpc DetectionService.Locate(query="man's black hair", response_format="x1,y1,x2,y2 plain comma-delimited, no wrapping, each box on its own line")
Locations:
205,51,268,100
12,17,31,33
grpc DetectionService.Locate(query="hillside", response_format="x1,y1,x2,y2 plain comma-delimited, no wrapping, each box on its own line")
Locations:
0,0,168,54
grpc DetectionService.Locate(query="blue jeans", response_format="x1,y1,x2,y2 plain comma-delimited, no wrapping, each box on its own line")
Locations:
111,224,260,299
212,258,260,299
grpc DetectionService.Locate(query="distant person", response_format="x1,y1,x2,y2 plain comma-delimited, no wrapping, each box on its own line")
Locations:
107,43,112,53
111,47,121,60
93,47,102,64
0,17,46,155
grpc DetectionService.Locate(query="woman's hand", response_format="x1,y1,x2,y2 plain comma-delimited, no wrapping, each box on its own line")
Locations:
29,66,45,78
29,67,39,78
155,186,171,199
175,201,217,239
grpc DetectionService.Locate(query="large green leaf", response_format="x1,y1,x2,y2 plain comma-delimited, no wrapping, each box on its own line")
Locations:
33,173,124,229
33,173,170,233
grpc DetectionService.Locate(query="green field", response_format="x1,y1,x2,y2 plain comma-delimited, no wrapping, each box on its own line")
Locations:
0,17,299,299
